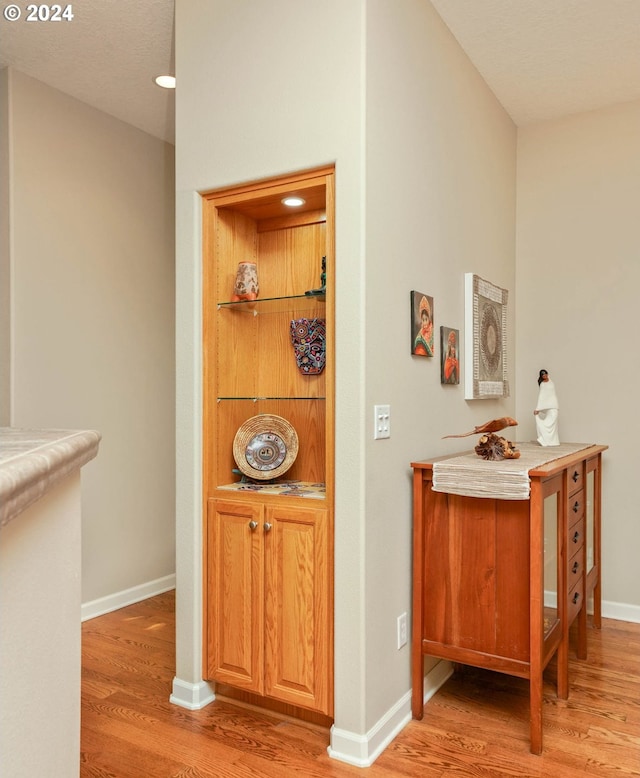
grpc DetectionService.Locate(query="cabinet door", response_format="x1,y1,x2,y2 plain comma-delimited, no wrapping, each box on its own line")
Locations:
263,505,332,715
206,499,264,693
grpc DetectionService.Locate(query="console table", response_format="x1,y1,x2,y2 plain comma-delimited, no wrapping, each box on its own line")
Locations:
411,443,606,754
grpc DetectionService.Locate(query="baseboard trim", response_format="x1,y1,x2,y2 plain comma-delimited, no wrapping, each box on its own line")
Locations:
328,696,411,768
81,574,176,622
422,657,454,704
327,659,452,767
170,677,216,710
602,599,640,624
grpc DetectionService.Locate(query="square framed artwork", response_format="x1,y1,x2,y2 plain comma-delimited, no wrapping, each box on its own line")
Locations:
440,326,460,384
464,273,509,399
410,291,434,357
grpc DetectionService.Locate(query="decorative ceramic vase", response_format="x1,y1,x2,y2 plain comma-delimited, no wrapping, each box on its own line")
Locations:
231,261,259,302
290,318,326,375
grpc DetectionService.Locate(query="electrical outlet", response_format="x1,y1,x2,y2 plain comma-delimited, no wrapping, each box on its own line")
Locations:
374,404,391,439
397,612,407,649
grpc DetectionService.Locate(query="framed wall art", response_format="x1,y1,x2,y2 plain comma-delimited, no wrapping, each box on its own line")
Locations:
464,273,509,399
440,326,460,385
410,291,434,357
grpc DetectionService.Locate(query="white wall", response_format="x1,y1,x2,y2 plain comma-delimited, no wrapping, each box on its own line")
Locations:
0,69,9,425
174,0,366,731
363,0,516,732
516,100,640,616
5,69,176,604
0,472,82,778
175,0,516,761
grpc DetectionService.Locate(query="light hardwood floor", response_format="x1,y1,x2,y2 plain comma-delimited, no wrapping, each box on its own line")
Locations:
81,591,640,777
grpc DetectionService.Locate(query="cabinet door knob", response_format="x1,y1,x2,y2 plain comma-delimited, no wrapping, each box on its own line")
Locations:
572,591,580,605
572,561,579,574
248,520,258,531
572,531,580,544
573,501,580,513
264,522,272,532
572,470,580,483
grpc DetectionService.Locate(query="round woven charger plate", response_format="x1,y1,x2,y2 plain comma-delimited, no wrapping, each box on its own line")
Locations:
233,414,299,480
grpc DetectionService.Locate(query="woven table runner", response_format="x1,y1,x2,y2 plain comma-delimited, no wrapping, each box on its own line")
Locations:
432,442,592,500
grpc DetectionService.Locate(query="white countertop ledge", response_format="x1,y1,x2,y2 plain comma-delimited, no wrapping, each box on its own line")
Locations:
0,428,101,528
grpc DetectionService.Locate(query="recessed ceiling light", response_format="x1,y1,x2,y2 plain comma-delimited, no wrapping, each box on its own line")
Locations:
154,75,176,89
282,196,305,207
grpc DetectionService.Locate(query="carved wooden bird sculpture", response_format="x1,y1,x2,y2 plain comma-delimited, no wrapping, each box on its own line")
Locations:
442,416,518,439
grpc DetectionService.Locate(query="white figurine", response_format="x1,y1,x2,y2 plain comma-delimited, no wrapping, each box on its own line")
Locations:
534,369,560,446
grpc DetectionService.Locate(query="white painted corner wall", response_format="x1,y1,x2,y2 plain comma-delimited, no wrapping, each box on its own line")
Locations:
515,100,640,609
0,473,82,778
174,0,517,764
5,68,177,606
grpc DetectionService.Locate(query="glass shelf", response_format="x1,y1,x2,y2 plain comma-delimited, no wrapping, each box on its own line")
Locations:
217,396,325,402
217,293,325,314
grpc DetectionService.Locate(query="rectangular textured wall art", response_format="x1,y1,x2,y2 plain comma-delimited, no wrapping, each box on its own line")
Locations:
464,273,509,399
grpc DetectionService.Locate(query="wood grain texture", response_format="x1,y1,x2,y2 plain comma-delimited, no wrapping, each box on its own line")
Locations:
202,167,334,496
200,168,335,721
81,592,640,777
206,499,264,692
411,451,609,756
264,504,332,715
206,498,332,716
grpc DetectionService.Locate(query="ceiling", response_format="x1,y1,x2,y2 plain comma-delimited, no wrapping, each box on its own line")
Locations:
2,1,640,145
0,0,176,143
430,0,640,125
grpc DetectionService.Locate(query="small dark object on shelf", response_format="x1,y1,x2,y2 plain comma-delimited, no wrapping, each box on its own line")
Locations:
475,433,520,460
232,468,281,485
305,256,326,297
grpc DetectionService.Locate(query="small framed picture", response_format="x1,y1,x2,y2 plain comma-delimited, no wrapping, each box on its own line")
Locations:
440,326,460,384
410,291,434,357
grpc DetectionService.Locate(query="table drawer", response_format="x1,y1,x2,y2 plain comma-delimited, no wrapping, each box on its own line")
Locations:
568,517,585,553
568,463,584,496
568,546,583,589
568,489,585,529
568,578,585,625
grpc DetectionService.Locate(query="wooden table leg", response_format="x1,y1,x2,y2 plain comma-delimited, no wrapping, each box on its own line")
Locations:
576,602,587,660
557,630,569,700
530,674,543,755
412,651,424,720
593,575,602,629
411,469,425,720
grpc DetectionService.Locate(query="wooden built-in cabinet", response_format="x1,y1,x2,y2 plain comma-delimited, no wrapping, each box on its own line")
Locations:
207,498,331,714
411,444,606,754
202,168,335,719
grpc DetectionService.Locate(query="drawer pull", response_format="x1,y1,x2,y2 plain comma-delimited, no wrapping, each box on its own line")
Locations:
572,561,579,574
572,530,580,544
573,501,580,513
572,470,580,483
248,520,258,531
264,522,272,532
572,591,580,605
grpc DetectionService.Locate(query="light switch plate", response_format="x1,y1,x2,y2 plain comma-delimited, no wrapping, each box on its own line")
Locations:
374,404,390,439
